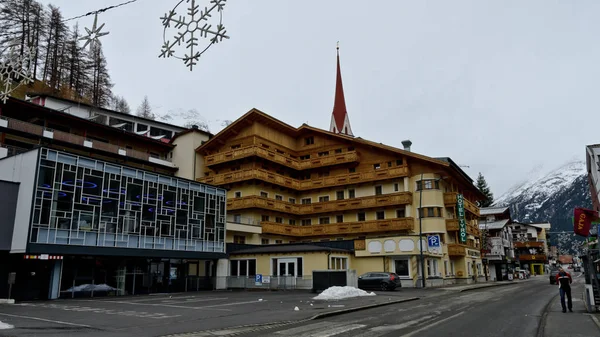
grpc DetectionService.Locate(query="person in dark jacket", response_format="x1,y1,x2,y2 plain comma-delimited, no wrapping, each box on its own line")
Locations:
555,267,573,313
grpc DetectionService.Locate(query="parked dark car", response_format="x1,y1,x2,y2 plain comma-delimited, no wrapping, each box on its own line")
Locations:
549,268,560,284
357,272,402,291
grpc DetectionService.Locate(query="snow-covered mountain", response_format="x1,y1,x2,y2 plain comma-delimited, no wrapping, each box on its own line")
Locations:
494,160,591,232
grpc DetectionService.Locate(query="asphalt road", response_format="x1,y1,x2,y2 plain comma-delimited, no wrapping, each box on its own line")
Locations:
238,274,598,337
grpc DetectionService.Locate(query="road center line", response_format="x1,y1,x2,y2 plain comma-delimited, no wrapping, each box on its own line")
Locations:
0,312,92,328
80,300,232,311
399,311,465,337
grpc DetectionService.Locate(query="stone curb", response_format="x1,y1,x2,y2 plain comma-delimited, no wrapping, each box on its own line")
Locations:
308,297,420,320
0,299,15,304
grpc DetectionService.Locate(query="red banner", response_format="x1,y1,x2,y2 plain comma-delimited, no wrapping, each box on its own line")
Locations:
573,207,600,237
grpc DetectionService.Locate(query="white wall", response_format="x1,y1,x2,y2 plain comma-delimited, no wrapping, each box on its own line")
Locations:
0,149,39,253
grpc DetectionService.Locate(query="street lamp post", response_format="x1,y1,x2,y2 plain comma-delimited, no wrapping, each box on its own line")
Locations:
418,173,426,288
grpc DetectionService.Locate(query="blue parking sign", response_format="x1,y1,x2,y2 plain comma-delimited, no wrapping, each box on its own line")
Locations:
428,235,440,248
255,274,262,286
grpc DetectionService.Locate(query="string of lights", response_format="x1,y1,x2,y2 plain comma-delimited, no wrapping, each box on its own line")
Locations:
62,0,140,22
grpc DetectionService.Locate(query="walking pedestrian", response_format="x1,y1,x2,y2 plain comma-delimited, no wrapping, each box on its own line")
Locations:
556,267,573,313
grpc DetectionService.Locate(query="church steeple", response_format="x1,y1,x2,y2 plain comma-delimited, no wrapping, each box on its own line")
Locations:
329,42,353,136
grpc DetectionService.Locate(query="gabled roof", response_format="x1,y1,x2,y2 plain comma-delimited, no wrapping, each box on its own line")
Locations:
196,108,450,167
480,207,510,216
479,219,510,230
170,126,213,144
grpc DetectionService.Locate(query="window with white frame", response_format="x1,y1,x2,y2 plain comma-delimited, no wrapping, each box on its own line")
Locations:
426,259,439,277
330,256,348,270
394,259,410,277
234,191,242,198
319,196,330,202
301,198,312,205
230,259,256,277
275,194,283,201
260,191,268,198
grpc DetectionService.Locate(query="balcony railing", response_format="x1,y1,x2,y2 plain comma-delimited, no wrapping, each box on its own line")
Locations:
205,145,360,170
513,241,544,248
227,192,413,215
448,244,466,257
518,254,547,261
443,192,480,217
199,166,410,190
261,217,414,237
0,116,176,169
445,219,480,236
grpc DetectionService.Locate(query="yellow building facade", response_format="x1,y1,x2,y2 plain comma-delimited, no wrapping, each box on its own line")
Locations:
195,109,486,287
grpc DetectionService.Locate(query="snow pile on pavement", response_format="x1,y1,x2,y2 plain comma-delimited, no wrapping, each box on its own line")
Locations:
313,286,376,300
0,321,14,330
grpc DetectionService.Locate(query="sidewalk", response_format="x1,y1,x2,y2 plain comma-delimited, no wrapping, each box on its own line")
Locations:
542,283,600,337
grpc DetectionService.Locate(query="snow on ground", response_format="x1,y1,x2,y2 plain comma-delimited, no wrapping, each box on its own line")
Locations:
0,321,14,330
313,286,376,300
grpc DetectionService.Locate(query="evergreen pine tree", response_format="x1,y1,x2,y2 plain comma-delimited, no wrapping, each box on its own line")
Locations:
136,95,154,119
476,172,494,207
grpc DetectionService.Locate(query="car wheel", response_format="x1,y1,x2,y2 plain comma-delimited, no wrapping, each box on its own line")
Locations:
380,282,389,291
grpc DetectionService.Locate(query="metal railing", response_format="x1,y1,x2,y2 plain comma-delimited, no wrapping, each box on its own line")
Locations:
224,276,314,290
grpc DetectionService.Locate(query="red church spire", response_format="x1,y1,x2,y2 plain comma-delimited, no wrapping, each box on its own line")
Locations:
329,42,353,136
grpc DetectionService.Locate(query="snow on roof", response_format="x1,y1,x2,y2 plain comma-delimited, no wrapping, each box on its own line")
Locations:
480,207,509,216
528,222,551,229
479,219,510,230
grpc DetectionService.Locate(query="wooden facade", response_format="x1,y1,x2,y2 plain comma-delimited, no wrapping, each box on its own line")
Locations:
196,109,484,248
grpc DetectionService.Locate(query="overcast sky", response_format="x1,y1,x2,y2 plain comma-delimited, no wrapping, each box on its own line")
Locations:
39,0,600,197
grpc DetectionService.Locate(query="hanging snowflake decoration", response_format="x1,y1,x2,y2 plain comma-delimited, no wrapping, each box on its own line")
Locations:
79,12,110,51
159,0,230,71
0,40,34,104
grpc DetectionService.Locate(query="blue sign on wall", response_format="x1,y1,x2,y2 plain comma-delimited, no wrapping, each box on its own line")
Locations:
255,274,262,286
428,235,441,248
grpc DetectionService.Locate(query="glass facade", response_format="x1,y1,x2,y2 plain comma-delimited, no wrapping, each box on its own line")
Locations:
31,148,226,252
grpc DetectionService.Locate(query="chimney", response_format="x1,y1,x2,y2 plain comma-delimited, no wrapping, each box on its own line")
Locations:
401,140,412,152
191,125,199,130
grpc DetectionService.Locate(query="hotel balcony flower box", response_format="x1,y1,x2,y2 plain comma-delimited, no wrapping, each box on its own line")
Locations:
260,217,415,237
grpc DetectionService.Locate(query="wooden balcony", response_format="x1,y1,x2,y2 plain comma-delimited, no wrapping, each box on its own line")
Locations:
513,241,544,248
446,219,459,231
261,217,415,237
0,116,176,169
198,166,410,190
448,244,467,257
518,254,547,261
227,192,413,215
445,219,480,236
205,145,359,170
443,192,480,217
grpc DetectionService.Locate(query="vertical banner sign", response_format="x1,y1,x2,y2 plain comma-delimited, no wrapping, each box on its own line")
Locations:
457,194,467,243
573,207,600,237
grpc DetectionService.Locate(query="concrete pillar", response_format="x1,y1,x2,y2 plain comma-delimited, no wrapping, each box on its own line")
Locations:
48,260,63,300
215,259,228,290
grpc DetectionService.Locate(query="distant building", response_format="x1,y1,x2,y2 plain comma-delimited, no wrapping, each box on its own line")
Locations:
479,207,516,281
0,97,226,301
586,144,600,213
509,221,550,275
